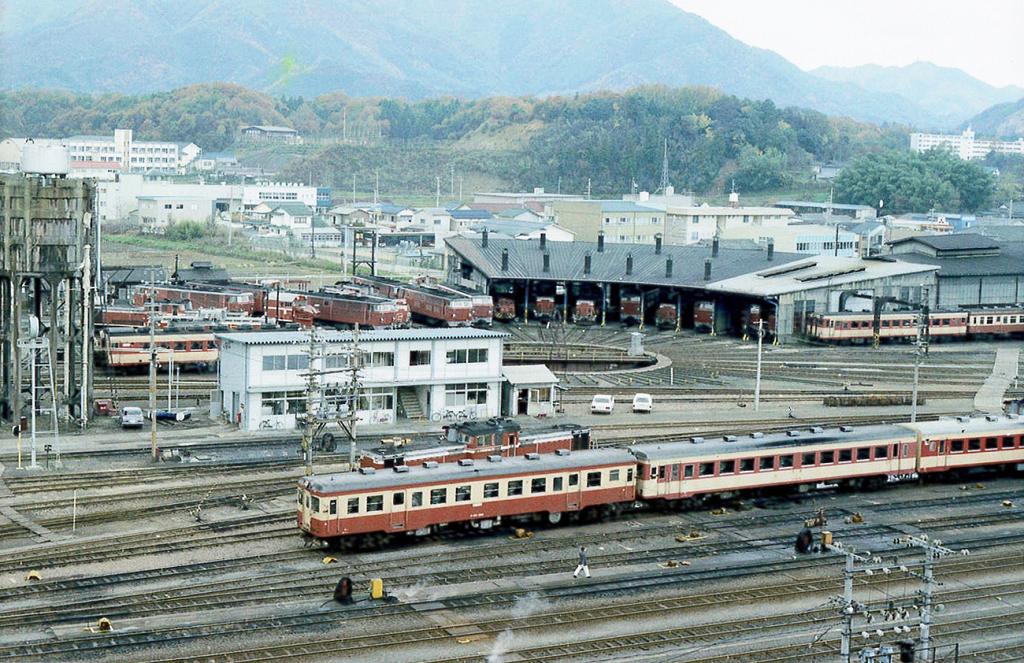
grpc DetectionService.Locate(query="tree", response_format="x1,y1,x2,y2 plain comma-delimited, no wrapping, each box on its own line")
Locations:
732,146,791,192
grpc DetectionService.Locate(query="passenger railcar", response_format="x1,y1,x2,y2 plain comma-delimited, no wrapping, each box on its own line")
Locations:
807,311,968,343
299,448,637,547
299,415,1024,547
967,308,1024,337
99,328,220,370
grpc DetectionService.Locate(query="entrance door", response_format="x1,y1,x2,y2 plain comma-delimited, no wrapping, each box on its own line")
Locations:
517,389,529,415
390,491,407,530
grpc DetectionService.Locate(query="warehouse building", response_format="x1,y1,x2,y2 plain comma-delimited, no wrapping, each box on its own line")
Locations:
445,234,939,341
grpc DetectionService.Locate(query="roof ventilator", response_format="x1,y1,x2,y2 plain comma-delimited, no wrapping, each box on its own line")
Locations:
839,426,854,432
555,448,571,456
985,414,999,422
500,249,509,272
458,458,474,466
543,252,550,273
690,436,705,444
424,461,439,469
487,455,502,463
810,426,824,433
955,415,971,423
359,467,376,475
626,253,633,275
525,452,541,460
723,435,738,442
393,465,410,473
750,432,764,439
786,430,801,437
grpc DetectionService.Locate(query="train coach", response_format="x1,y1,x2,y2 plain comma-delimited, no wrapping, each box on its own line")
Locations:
306,289,411,329
351,275,475,327
298,414,1024,548
299,448,637,548
431,282,494,327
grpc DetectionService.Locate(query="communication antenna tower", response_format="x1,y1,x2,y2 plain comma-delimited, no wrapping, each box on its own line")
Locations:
658,138,671,193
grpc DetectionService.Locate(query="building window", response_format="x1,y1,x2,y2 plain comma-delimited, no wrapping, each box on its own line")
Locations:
409,350,431,366
261,390,306,415
446,348,488,364
324,354,349,369
286,354,309,370
445,382,489,407
262,355,287,371
369,351,395,367
358,387,394,412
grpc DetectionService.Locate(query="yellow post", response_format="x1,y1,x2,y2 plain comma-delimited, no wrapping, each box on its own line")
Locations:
370,578,384,599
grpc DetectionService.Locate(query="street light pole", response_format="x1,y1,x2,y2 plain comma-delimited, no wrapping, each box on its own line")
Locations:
754,319,764,412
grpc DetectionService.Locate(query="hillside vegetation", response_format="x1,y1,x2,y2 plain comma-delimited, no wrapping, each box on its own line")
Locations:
1,83,906,197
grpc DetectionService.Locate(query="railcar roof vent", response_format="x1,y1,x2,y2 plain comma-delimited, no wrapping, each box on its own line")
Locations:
423,461,439,469
786,430,801,437
723,435,738,442
985,414,999,422
810,426,824,434
525,452,541,460
1008,413,1019,420
555,448,571,456
393,465,410,473
359,467,376,475
690,436,705,444
955,415,971,423
839,426,854,433
487,455,502,463
457,459,474,466
750,432,764,439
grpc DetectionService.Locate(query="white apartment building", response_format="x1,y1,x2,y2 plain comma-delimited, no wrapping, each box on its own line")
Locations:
664,206,794,245
241,181,318,211
214,328,509,431
67,129,181,173
718,222,858,257
910,127,1024,161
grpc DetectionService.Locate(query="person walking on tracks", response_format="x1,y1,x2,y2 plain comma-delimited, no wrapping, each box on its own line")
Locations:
573,546,591,579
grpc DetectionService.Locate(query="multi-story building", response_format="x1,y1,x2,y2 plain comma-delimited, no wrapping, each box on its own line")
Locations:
240,125,303,144
137,195,216,232
241,181,318,211
910,127,1024,161
549,200,665,243
214,328,509,430
718,222,858,257
664,206,794,245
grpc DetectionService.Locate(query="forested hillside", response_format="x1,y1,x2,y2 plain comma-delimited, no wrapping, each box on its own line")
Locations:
0,84,906,196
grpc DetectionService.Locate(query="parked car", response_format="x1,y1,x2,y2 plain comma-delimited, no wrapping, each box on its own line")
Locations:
632,393,653,413
120,406,145,428
590,394,615,414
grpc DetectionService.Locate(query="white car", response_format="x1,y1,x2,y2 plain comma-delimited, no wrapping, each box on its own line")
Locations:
632,393,653,413
120,406,145,428
590,394,615,414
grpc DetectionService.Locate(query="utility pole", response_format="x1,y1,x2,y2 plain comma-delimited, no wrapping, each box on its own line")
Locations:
148,279,158,462
435,176,441,207
911,286,930,424
450,163,455,197
754,318,764,411
346,325,362,466
301,327,320,476
893,533,966,660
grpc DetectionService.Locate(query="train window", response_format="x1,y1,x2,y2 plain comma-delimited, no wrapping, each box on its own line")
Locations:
938,441,945,454
411,492,423,507
554,477,564,491
610,469,621,482
393,493,405,506
627,469,633,483
801,452,816,466
670,465,678,480
820,451,834,464
968,438,981,451
531,478,547,494
740,458,754,472
657,466,666,479
759,457,774,471
456,485,472,501
430,488,448,504
1015,436,1022,448
720,460,736,473
699,463,714,476
839,450,852,463
296,489,302,504
329,500,337,515
305,495,310,508
311,496,320,512
780,455,794,469
484,483,499,499
586,471,602,487
856,448,871,461
984,438,998,450
508,480,524,496
366,495,383,512
569,474,579,487
684,465,695,478
347,498,359,514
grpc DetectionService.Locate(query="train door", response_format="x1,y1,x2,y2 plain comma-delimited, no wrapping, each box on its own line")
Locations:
390,490,407,530
301,492,312,530
566,472,583,511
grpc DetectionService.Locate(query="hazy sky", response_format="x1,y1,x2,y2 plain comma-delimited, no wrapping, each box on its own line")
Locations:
670,0,1024,88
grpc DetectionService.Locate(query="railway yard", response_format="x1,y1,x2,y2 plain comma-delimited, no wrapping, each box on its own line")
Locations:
1,325,1023,663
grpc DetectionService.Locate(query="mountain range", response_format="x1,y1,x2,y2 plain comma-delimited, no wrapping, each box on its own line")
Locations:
2,0,1020,131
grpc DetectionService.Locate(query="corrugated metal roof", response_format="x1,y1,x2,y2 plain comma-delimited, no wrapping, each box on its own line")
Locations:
706,256,937,297
896,243,1024,278
502,364,558,385
775,200,875,211
445,236,805,289
890,233,999,251
217,328,510,346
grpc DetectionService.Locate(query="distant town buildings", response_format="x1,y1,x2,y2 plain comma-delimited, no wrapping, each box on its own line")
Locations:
909,127,1024,160
240,125,303,144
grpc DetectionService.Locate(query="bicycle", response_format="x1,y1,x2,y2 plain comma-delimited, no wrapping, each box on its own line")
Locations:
259,418,283,430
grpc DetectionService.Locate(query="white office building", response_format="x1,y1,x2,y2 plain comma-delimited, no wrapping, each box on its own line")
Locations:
214,328,509,431
910,127,1024,161
241,181,318,211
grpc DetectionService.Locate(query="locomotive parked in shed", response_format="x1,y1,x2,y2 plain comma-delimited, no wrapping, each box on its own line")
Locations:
298,414,1024,549
655,303,677,330
572,299,597,325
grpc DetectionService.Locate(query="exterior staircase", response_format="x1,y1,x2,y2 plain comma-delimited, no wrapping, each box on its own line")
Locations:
397,386,425,420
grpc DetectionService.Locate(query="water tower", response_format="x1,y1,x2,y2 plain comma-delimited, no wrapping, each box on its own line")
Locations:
0,142,95,425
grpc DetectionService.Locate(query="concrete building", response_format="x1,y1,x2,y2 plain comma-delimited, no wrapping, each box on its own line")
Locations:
910,127,1024,161
241,181,318,211
240,125,303,144
717,222,858,257
3,130,190,175
550,200,665,244
95,175,241,223
268,203,314,230
664,206,794,245
774,200,876,220
621,188,695,209
469,219,574,242
889,234,1024,308
214,328,509,430
473,188,582,207
137,195,216,232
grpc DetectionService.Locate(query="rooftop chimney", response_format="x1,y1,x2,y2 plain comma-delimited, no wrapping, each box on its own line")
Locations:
626,253,633,275
712,236,719,258
655,233,662,255
704,258,712,281
539,232,546,250
584,253,592,275
501,248,509,271
543,252,550,273
767,240,774,261
481,228,489,248
665,257,673,278
597,231,605,253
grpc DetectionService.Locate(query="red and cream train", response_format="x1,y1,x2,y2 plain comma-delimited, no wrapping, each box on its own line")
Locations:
298,414,1024,548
